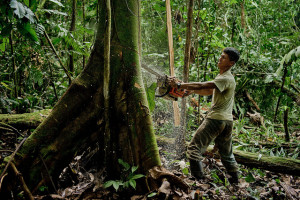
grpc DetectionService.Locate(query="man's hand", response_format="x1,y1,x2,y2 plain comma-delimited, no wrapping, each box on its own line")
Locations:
167,76,182,88
183,90,194,97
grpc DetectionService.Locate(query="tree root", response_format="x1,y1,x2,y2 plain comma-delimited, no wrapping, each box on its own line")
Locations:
147,166,189,193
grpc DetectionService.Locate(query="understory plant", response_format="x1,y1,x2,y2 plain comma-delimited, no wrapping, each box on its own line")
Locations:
103,159,144,192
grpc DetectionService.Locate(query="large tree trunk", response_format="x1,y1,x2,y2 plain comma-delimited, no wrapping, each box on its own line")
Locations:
2,0,161,192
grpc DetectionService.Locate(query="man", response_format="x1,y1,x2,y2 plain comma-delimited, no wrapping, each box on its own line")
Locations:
169,47,240,184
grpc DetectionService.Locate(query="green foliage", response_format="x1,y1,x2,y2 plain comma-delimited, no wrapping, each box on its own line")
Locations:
245,172,256,183
147,192,157,197
103,159,144,191
38,185,48,192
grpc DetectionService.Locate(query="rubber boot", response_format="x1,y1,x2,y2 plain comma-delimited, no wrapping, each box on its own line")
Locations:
189,159,204,179
228,171,239,184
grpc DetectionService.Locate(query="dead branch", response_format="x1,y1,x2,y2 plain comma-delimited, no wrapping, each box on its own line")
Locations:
10,163,34,200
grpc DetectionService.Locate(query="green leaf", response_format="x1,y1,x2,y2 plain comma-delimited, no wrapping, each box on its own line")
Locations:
285,49,295,64
20,22,38,41
251,1,258,8
118,159,130,171
1,82,12,91
103,180,114,188
245,172,256,183
24,6,35,23
112,181,123,191
131,174,144,180
147,192,157,197
295,46,300,57
264,74,274,83
49,0,65,7
182,167,189,175
0,38,7,52
38,186,48,192
42,9,67,16
10,0,26,18
129,179,136,189
0,43,5,52
123,181,129,188
23,0,29,7
131,166,138,173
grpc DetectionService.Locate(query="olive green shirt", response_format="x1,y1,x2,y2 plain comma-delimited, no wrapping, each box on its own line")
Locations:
207,70,236,121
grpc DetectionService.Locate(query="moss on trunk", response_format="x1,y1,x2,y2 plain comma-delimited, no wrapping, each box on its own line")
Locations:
1,0,161,192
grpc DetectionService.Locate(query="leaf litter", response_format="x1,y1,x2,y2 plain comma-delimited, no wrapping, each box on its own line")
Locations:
0,128,300,200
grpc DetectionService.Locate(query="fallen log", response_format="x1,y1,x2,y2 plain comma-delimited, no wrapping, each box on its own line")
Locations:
233,149,300,176
0,110,51,130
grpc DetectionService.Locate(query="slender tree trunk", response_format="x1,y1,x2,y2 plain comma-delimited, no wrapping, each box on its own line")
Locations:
176,0,194,159
82,0,86,69
68,0,77,78
2,0,161,192
165,0,181,127
274,63,288,122
284,108,290,142
9,32,18,98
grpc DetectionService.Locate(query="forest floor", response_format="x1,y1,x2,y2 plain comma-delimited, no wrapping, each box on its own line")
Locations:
1,127,300,200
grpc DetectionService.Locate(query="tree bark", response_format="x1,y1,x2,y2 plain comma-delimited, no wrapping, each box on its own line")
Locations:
176,0,194,159
9,31,18,98
68,0,77,76
165,0,181,127
284,108,290,142
274,63,288,122
272,80,298,103
1,0,161,192
230,149,300,176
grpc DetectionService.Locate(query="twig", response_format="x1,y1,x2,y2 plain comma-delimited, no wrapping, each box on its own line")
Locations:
39,154,57,193
0,150,14,153
0,126,13,132
245,91,260,111
0,137,27,181
10,162,34,200
34,13,72,82
0,122,23,137
0,173,8,191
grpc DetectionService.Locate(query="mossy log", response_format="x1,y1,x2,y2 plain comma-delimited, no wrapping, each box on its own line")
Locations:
234,149,300,175
0,110,51,130
156,135,300,175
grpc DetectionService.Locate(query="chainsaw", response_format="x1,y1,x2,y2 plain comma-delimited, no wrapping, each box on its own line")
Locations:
155,75,187,101
141,64,186,101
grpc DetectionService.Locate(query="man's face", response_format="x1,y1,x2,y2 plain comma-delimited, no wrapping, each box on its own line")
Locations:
217,52,234,70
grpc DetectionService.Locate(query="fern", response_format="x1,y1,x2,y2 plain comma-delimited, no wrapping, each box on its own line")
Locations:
63,33,86,55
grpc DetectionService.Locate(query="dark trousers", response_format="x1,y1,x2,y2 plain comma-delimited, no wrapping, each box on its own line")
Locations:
187,118,238,172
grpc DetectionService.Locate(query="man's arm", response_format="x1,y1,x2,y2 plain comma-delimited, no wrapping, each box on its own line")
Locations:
180,81,216,96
